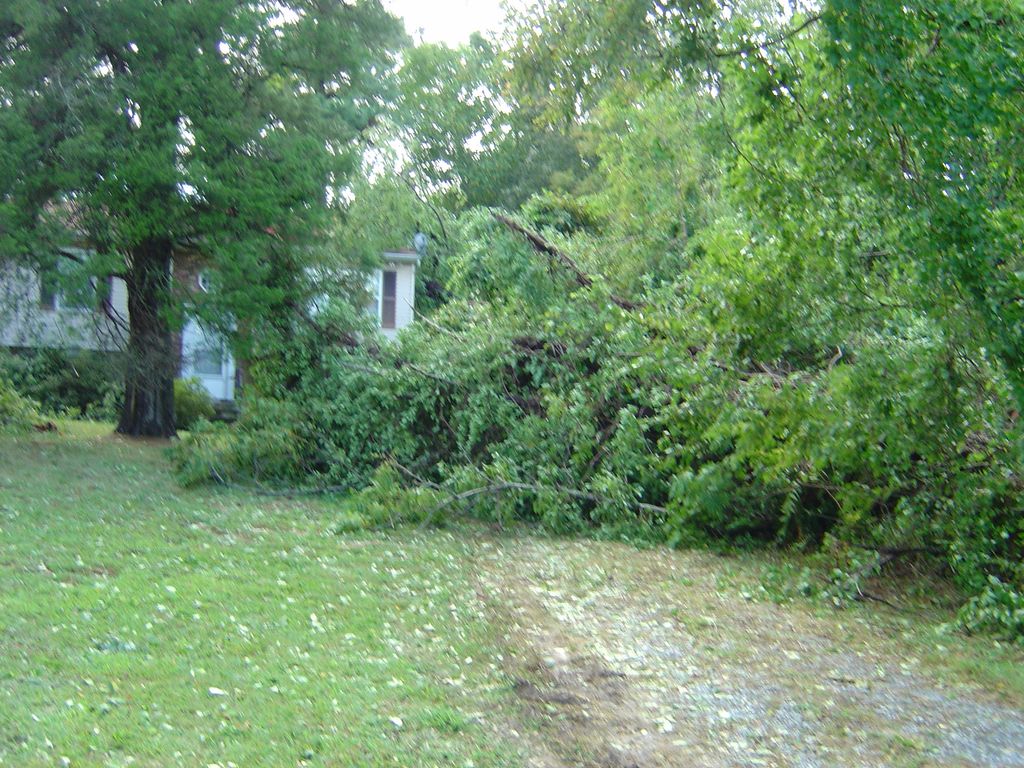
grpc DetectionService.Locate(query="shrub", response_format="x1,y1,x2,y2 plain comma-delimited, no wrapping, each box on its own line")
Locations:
84,385,123,422
171,395,307,486
174,378,215,431
0,378,41,432
0,348,123,418
171,208,1023,640
334,464,444,532
956,577,1024,644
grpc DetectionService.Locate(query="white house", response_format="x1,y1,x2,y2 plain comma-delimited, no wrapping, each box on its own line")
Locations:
2,249,422,403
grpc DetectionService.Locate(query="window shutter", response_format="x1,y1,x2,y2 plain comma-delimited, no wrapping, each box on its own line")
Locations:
381,270,397,329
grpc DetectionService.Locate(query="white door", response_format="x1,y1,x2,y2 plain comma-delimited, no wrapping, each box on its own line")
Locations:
180,319,235,401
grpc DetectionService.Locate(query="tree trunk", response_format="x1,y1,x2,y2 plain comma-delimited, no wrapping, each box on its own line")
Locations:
116,238,176,438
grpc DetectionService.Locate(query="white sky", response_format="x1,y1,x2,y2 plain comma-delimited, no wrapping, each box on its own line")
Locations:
384,0,512,46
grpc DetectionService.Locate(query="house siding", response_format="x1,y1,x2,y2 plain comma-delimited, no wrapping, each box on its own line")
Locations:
0,266,128,351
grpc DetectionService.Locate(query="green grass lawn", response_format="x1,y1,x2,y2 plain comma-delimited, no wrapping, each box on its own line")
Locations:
0,423,520,767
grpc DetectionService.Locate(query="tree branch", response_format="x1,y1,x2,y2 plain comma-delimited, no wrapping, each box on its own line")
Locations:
492,213,640,310
419,479,666,530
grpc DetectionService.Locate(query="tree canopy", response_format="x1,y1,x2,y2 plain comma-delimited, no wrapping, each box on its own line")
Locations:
0,0,405,435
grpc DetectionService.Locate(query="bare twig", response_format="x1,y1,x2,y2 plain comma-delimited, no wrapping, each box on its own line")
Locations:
827,346,844,370
843,545,944,610
391,460,441,490
400,173,450,244
857,590,901,610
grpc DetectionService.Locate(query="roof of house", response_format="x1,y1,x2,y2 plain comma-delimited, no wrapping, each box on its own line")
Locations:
383,249,422,265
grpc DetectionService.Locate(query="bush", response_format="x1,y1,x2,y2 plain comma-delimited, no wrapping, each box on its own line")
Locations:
956,578,1024,644
0,348,123,418
334,464,444,532
174,378,215,431
171,395,307,486
172,274,1024,630
0,378,41,432
84,385,123,422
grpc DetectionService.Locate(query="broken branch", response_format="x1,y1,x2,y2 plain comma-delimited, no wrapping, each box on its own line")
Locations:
492,213,640,311
419,479,666,530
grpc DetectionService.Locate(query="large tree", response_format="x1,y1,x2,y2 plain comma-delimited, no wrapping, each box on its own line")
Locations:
0,0,405,436
506,0,1024,405
386,37,587,213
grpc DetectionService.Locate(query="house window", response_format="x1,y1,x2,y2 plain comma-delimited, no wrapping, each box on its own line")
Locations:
381,270,397,329
39,272,58,311
38,268,96,311
62,277,96,310
192,346,223,376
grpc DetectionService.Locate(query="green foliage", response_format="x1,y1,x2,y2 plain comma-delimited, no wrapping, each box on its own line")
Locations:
957,578,1024,645
443,209,571,308
506,0,720,121
335,176,444,270
382,37,587,213
174,0,1024,639
758,564,819,604
0,378,40,432
84,386,124,423
171,396,309,487
574,81,724,289
520,192,603,237
391,39,497,205
173,378,215,431
335,464,445,532
185,226,1021,613
0,348,123,418
822,0,1024,402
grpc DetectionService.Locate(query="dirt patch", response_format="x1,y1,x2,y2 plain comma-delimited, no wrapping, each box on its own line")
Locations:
475,536,1024,768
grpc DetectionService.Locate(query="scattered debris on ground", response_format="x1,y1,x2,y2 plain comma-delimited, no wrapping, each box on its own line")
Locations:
476,537,1024,768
